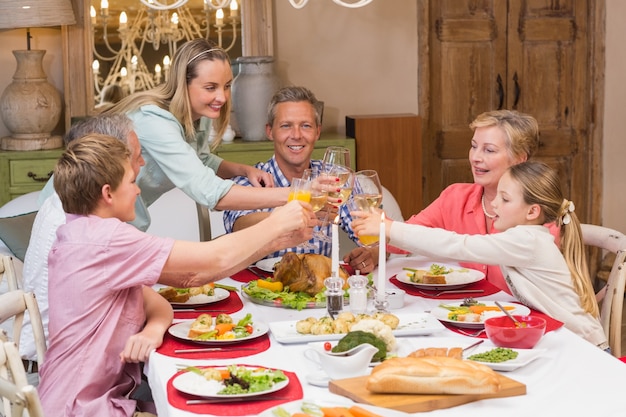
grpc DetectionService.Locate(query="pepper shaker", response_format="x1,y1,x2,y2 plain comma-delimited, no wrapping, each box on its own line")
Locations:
324,275,344,318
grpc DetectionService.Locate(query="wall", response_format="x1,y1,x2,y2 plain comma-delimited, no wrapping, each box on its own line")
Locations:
602,0,626,232
0,28,66,138
272,0,418,135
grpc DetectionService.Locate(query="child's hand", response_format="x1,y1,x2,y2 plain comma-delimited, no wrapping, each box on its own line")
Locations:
120,329,163,363
350,208,384,239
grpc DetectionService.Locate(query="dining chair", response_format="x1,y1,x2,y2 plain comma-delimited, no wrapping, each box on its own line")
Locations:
0,340,45,417
581,224,626,357
1,255,19,293
0,290,47,369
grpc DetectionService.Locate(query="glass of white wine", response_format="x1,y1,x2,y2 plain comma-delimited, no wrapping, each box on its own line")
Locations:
351,170,383,247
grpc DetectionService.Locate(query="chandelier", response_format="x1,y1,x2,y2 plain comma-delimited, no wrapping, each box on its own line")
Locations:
287,0,373,8
91,0,240,102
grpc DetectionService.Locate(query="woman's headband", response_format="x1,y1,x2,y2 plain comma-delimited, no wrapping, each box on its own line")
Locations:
187,48,224,66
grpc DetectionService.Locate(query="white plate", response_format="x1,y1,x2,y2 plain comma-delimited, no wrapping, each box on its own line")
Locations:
255,257,283,272
465,346,547,371
396,262,485,290
167,287,230,308
258,399,409,417
168,315,269,345
431,301,531,329
269,313,445,344
172,366,289,398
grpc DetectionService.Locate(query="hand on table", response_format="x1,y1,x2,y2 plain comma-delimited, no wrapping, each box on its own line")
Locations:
343,246,378,274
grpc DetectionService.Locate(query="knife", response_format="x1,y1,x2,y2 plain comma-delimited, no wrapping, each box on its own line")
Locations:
462,339,484,352
174,347,258,353
246,266,269,279
172,309,231,313
186,396,290,405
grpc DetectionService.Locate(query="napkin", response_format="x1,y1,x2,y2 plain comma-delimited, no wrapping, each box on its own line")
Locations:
444,307,564,338
167,367,303,416
173,291,243,320
390,275,501,299
157,331,271,359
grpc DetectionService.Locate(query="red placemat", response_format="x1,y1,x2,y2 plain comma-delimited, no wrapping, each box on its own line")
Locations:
390,276,501,299
173,291,243,320
231,267,271,283
167,367,303,416
443,307,564,338
157,331,270,359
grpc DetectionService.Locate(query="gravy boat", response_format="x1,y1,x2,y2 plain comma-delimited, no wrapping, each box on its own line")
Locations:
304,343,378,380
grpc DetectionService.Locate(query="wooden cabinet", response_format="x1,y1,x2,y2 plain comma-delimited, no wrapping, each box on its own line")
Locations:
420,0,601,224
214,134,356,167
346,114,421,218
0,149,64,206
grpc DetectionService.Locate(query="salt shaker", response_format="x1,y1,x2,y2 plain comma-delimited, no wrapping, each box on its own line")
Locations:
348,270,368,314
324,276,344,318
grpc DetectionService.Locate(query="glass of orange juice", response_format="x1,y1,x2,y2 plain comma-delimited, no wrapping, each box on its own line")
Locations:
288,178,312,203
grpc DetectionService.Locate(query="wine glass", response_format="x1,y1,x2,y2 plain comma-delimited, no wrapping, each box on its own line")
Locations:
316,147,353,242
351,170,383,247
288,177,317,250
322,146,351,170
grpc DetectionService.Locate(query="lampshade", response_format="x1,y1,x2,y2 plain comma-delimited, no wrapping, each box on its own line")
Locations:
0,0,76,29
0,0,76,151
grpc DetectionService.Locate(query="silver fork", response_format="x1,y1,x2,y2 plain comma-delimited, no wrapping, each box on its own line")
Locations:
455,328,486,337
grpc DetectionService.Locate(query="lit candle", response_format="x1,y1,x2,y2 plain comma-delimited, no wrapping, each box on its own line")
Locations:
92,59,100,75
119,11,127,31
154,64,161,84
90,6,97,25
163,55,170,70
331,215,340,277
120,67,127,80
171,12,179,29
101,0,108,17
216,8,224,25
131,55,138,71
377,212,386,302
230,0,239,17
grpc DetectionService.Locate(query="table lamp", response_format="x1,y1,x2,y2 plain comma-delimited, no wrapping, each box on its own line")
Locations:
0,0,76,151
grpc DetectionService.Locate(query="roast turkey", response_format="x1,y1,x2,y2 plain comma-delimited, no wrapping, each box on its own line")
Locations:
273,252,349,296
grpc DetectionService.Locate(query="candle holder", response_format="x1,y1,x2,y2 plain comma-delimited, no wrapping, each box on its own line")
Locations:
373,295,389,313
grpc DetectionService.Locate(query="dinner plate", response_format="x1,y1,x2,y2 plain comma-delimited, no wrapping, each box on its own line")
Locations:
258,399,408,417
172,366,289,398
465,346,547,371
168,316,269,345
269,313,445,344
255,256,283,272
395,261,485,290
431,301,531,329
240,282,349,309
167,287,230,308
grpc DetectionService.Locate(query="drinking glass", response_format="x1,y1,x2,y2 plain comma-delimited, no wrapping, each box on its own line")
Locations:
289,177,316,250
351,170,383,247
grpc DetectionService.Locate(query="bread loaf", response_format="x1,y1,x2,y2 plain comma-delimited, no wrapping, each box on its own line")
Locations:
366,356,500,395
423,274,446,284
408,347,463,359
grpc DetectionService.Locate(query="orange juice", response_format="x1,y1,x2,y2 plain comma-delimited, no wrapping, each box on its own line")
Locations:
358,234,380,246
288,190,311,203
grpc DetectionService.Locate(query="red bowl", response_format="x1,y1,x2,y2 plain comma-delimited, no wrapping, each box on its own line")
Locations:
484,315,546,349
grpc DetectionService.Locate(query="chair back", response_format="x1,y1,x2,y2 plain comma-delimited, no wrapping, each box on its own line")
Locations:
0,291,46,367
581,224,626,357
0,341,44,417
0,256,19,293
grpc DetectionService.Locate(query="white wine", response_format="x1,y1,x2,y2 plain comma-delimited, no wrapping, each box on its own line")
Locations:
352,194,382,210
310,194,327,211
328,188,353,207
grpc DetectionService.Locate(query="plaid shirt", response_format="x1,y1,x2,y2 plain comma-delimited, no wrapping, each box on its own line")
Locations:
222,156,358,259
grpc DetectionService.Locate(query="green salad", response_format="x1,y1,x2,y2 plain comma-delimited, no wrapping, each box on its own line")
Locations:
242,280,327,310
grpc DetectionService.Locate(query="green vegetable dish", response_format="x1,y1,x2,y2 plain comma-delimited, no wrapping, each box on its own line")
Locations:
467,347,519,363
332,330,387,362
241,280,331,310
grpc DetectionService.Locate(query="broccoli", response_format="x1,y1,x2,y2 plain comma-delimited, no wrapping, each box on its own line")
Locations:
331,330,387,362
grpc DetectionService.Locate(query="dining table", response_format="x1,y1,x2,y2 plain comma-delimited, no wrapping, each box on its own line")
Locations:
146,257,626,417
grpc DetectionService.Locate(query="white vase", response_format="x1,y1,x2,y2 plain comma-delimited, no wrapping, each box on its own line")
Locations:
232,56,279,142
0,50,63,151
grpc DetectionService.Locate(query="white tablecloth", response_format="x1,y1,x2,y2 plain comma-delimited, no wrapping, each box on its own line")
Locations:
147,258,626,417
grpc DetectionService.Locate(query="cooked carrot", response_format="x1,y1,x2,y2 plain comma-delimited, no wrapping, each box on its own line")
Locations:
469,305,514,314
214,323,235,335
219,369,230,380
321,407,355,417
348,405,383,417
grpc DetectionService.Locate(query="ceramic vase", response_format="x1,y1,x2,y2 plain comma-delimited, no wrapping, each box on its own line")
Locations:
0,50,63,150
232,56,279,141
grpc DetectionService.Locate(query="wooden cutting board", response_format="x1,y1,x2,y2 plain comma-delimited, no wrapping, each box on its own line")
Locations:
329,373,526,413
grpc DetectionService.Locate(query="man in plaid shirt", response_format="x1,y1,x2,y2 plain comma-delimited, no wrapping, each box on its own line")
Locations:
223,86,358,259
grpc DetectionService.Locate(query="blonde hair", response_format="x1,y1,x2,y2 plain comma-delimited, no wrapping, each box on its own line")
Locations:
507,161,599,317
106,39,231,150
54,134,130,215
470,110,539,161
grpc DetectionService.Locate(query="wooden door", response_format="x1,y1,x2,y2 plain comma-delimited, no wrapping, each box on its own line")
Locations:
420,0,602,225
